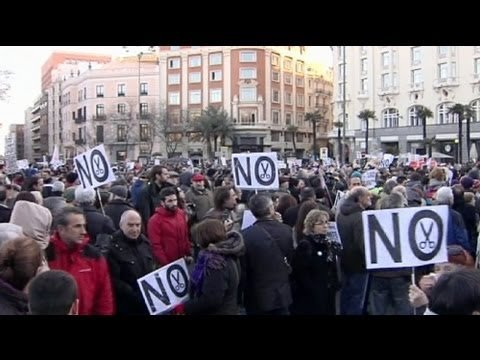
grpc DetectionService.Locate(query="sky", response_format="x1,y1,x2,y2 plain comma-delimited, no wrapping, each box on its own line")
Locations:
0,46,333,155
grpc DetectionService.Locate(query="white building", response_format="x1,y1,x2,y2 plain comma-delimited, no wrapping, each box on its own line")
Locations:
332,46,480,162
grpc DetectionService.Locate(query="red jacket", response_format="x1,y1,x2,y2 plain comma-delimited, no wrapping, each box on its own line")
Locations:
47,232,115,315
147,207,191,266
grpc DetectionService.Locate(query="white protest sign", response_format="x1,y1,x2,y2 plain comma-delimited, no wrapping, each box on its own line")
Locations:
320,147,328,160
16,159,29,170
362,169,377,189
381,154,394,168
326,222,341,244
232,152,279,190
333,190,346,210
154,159,161,165
137,258,190,315
241,209,257,230
362,206,448,269
74,144,116,190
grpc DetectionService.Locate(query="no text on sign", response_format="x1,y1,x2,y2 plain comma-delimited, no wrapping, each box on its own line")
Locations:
74,144,116,190
232,152,279,190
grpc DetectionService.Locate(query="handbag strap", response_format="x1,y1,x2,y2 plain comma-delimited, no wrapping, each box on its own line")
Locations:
255,223,287,259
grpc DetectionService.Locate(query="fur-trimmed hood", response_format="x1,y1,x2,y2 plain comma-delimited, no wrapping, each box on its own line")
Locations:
206,230,245,257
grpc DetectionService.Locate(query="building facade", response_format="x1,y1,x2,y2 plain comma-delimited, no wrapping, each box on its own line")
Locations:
332,46,480,162
4,124,24,171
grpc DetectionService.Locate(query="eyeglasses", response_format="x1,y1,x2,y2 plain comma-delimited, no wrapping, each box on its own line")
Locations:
314,221,328,225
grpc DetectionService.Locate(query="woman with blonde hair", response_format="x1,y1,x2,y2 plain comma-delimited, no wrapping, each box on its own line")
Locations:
0,237,42,315
290,210,341,315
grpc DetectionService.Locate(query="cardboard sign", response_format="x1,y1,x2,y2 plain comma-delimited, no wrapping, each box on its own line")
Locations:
232,152,279,190
74,144,116,190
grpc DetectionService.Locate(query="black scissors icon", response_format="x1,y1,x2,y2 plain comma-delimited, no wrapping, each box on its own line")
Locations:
171,271,185,291
419,222,435,250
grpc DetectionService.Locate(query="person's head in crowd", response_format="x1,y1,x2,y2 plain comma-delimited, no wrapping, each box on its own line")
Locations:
428,269,480,315
303,209,329,236
213,186,237,211
464,192,476,207
149,165,170,185
452,184,465,207
51,181,65,196
299,187,316,203
168,171,180,186
13,191,37,207
289,178,299,190
348,186,372,209
349,175,362,189
248,194,275,220
379,192,406,210
109,185,128,201
30,191,43,205
350,170,362,179
10,200,52,250
74,187,96,206
119,210,142,240
0,223,23,247
41,169,52,182
460,176,475,191
0,236,42,292
279,176,290,191
192,173,206,191
192,219,226,249
276,194,297,217
383,179,398,195
24,176,43,192
429,167,447,183
65,172,79,187
409,172,422,183
56,207,87,246
295,200,320,241
159,187,178,212
435,186,454,206
63,187,76,204
396,176,407,186
28,270,79,315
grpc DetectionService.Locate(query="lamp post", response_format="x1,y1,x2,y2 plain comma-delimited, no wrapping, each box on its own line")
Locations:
341,45,347,164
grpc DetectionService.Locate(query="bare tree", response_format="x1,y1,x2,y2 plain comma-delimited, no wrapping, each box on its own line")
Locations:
0,70,13,101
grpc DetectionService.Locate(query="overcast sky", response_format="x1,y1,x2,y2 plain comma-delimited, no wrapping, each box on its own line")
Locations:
0,46,332,155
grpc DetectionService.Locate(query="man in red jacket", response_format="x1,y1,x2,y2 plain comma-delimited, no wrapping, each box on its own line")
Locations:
46,206,115,315
148,187,192,267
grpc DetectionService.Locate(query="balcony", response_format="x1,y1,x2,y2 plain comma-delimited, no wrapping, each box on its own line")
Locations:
408,82,424,92
357,90,369,99
112,112,131,121
472,73,480,84
378,86,399,96
75,116,86,124
136,113,154,120
75,139,86,145
92,114,107,121
31,115,41,123
433,77,459,88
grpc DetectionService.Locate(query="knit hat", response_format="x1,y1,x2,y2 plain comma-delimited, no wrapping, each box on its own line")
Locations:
351,171,362,179
109,185,128,199
192,173,205,182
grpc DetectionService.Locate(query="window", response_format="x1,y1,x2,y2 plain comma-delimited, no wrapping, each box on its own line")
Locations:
240,51,256,62
451,62,456,78
189,72,201,83
284,74,292,85
382,73,391,89
189,55,201,67
271,54,279,66
240,68,256,79
296,133,303,143
189,90,201,104
272,89,280,103
285,132,293,142
209,53,222,65
140,124,150,141
240,87,256,102
96,125,104,143
169,92,180,105
96,104,105,116
438,102,455,124
296,62,304,72
411,69,423,85
271,132,280,142
308,95,312,107
168,74,180,85
471,99,480,122
296,77,304,87
96,85,104,97
169,58,180,69
83,87,87,100
475,58,480,75
78,90,83,102
392,50,397,66
272,110,280,124
438,46,449,57
297,94,304,107
210,89,222,103
117,84,126,96
140,103,148,115
117,103,126,114
439,63,449,80
382,108,399,128
361,58,368,73
285,113,292,125
140,83,148,95
411,47,421,65
409,106,422,126
284,59,292,71
361,78,368,92
382,52,390,68
117,125,127,142
272,71,280,82
285,92,292,105
297,113,304,127
210,70,222,81
392,72,398,87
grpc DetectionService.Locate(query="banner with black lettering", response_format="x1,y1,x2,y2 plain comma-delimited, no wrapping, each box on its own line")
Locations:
137,258,190,315
232,152,279,190
362,205,448,269
74,144,116,190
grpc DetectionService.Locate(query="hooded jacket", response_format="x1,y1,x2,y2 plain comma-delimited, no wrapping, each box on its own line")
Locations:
46,232,115,315
0,278,29,315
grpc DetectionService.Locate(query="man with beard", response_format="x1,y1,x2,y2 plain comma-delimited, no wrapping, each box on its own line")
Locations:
147,187,192,267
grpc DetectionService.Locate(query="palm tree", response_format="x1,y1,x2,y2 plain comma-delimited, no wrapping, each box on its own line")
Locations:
333,121,343,161
286,125,299,155
193,105,234,159
305,110,323,160
416,105,434,158
358,109,376,155
448,104,474,163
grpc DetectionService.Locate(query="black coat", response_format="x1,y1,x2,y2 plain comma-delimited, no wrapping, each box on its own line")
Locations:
137,181,175,231
0,278,28,315
80,205,116,244
241,219,293,314
104,199,135,230
0,204,11,223
107,230,156,315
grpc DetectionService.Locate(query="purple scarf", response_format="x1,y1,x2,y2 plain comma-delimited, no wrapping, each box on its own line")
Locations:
191,251,226,296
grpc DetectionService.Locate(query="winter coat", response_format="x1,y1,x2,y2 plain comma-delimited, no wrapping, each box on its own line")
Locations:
46,232,115,315
107,230,156,315
130,179,146,209
185,187,214,222
147,207,191,266
104,199,135,230
79,205,115,244
0,278,28,315
0,204,12,223
43,196,68,220
137,181,175,231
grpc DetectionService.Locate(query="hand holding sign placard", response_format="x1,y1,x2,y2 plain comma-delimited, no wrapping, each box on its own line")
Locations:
362,206,448,269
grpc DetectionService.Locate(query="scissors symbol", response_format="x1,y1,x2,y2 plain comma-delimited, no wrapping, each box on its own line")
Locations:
418,221,435,250
171,271,185,291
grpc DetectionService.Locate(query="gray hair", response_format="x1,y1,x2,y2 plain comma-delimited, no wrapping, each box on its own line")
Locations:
435,186,453,206
379,192,405,210
56,207,85,228
119,210,141,227
347,186,370,203
248,194,273,219
74,187,96,205
383,179,398,195
0,223,23,246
